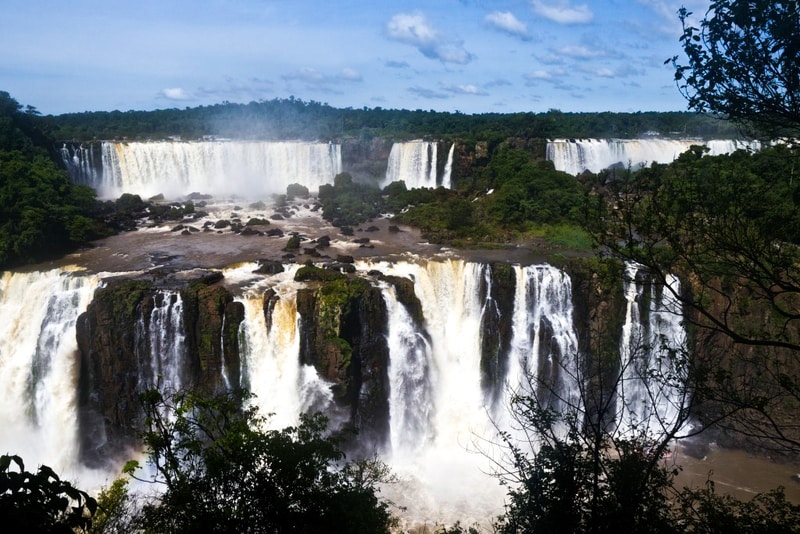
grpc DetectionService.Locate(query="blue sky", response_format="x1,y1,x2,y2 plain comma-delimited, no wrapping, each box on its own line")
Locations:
2,0,710,115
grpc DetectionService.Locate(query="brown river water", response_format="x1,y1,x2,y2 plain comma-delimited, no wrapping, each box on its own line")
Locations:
30,200,800,511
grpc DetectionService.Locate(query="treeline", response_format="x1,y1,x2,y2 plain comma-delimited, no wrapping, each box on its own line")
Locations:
0,91,114,268
0,91,198,269
50,97,740,142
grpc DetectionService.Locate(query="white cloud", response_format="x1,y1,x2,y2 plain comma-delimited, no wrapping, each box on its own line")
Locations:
407,86,450,99
557,45,604,59
386,12,473,64
485,11,531,40
338,68,363,82
160,87,192,100
444,84,489,96
524,68,568,86
531,1,593,24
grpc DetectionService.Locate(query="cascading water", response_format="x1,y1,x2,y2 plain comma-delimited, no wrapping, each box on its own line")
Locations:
224,264,336,430
135,290,186,394
441,142,454,189
68,140,342,199
504,265,581,419
362,259,506,527
616,263,688,438
60,143,100,186
379,282,434,459
0,268,100,479
383,140,453,189
0,257,691,527
546,138,761,175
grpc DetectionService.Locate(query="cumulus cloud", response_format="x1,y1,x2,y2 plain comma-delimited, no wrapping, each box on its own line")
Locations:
531,1,593,24
636,0,707,36
485,11,531,40
160,87,192,100
386,12,473,64
443,83,489,96
556,45,604,59
523,67,568,86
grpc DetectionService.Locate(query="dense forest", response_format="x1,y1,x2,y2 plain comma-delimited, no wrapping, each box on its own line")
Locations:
49,97,741,142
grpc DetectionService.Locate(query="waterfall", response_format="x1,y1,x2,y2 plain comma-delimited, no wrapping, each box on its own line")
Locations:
0,268,100,478
546,138,761,175
442,142,454,189
616,263,688,438
379,283,434,458
505,265,581,412
0,258,691,527
135,290,186,394
59,143,100,186
226,264,336,430
69,140,342,199
362,259,505,527
384,141,453,189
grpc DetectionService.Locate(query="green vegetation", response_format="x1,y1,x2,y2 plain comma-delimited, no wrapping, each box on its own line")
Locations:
48,98,740,143
318,172,384,228
0,454,97,533
118,389,396,533
0,91,114,268
671,0,800,139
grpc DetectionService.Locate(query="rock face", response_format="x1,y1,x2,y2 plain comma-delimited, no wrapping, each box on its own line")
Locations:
75,271,244,466
295,269,391,451
480,262,517,407
71,258,643,465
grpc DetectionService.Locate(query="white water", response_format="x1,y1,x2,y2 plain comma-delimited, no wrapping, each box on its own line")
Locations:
76,140,342,199
547,138,761,175
383,140,454,189
505,266,581,418
616,263,688,439
0,268,100,480
60,143,100,186
0,258,689,528
136,290,186,394
364,259,505,528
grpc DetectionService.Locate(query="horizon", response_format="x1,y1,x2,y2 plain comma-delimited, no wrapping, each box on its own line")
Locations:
3,1,710,116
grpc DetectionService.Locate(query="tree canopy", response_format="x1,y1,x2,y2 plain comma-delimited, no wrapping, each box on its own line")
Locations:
671,0,800,138
125,389,396,534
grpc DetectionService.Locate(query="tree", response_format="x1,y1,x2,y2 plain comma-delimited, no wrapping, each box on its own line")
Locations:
0,454,97,534
127,389,396,534
584,143,800,455
489,263,800,533
670,1,800,138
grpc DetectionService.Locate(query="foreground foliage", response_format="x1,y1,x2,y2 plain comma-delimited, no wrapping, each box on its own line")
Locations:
671,0,800,138
493,397,800,534
0,454,97,534
124,389,396,534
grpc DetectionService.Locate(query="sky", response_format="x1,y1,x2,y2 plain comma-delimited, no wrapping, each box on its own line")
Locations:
1,0,712,116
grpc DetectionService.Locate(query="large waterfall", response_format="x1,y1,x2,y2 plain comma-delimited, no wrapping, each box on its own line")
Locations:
547,138,761,175
383,140,454,189
0,258,687,526
0,268,100,480
616,263,688,438
61,140,342,199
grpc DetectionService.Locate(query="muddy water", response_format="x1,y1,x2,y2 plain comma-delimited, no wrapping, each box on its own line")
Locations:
27,198,800,506
673,444,800,502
